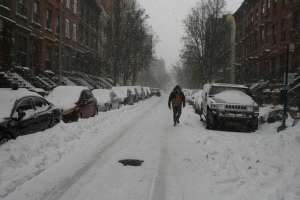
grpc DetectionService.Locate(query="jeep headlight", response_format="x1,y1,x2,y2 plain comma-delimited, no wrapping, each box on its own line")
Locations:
211,103,225,110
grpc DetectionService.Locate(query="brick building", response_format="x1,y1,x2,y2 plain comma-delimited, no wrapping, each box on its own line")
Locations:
234,0,299,84
0,0,109,76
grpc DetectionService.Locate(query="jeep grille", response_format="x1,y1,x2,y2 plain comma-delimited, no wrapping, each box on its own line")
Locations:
225,104,247,111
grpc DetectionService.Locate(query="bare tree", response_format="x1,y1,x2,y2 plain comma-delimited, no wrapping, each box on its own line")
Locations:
104,0,154,85
177,0,227,88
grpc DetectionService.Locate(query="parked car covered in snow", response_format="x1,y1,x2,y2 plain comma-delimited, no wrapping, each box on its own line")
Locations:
112,86,134,105
0,88,61,144
150,88,161,97
127,86,139,103
183,89,193,104
134,86,146,100
47,86,98,123
92,89,115,112
200,83,259,131
192,90,202,114
143,87,151,98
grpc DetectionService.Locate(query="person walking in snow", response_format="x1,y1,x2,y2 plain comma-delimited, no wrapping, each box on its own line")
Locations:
168,85,186,126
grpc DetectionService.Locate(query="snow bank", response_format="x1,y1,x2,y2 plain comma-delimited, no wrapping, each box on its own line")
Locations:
0,88,40,122
214,90,254,105
92,89,111,105
46,86,87,110
164,106,300,200
0,97,161,199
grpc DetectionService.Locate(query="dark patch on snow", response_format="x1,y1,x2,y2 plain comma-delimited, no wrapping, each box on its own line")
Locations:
118,159,144,166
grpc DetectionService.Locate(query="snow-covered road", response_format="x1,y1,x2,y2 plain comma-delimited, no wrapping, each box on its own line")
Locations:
1,96,300,200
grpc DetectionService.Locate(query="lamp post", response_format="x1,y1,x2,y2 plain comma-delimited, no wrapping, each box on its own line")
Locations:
278,43,295,132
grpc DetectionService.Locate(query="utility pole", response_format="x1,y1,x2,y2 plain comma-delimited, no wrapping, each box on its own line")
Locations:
58,0,64,84
278,43,295,132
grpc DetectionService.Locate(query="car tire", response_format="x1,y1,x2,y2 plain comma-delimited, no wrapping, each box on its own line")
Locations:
206,109,215,130
249,118,259,132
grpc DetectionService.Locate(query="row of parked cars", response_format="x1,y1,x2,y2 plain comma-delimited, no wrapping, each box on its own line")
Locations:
0,86,161,144
184,83,259,132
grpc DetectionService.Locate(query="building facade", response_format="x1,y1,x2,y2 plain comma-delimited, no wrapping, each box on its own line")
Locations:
0,0,109,76
234,0,299,84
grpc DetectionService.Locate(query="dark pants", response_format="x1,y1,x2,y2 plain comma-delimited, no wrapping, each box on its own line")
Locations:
173,106,182,124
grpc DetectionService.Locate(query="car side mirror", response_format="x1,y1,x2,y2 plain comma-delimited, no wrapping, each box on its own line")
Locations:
18,111,26,121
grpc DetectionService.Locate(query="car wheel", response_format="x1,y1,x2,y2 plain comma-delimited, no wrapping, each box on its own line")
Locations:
249,118,259,132
206,109,215,130
0,133,12,145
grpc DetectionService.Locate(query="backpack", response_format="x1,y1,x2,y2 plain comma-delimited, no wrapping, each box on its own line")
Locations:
172,93,183,107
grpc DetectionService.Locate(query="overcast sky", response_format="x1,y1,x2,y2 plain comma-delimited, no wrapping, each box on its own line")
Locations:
137,0,243,69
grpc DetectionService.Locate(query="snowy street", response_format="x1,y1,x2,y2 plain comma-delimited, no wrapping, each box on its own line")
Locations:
1,96,300,200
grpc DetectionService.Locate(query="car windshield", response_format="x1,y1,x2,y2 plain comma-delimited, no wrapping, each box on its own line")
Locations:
209,86,251,96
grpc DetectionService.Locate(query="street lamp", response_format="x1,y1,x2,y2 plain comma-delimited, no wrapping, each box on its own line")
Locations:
278,43,295,132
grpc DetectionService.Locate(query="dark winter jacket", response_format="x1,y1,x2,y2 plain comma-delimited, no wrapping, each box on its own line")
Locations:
168,86,186,108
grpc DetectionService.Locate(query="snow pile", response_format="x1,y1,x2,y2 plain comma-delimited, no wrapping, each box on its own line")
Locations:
0,88,40,122
92,89,111,105
214,90,254,105
0,97,161,199
46,86,87,110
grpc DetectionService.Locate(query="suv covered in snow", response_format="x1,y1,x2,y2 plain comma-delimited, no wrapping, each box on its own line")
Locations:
200,83,259,131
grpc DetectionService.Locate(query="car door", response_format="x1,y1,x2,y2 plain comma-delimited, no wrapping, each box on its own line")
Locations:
12,97,37,135
32,97,53,131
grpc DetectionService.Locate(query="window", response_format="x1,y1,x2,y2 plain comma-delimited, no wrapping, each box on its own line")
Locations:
14,98,34,120
33,97,50,112
17,0,27,16
32,0,40,23
272,25,276,44
262,0,266,15
56,15,60,34
66,0,70,9
46,8,52,29
74,0,78,14
281,19,286,41
0,0,9,7
15,34,28,66
73,23,77,41
261,28,265,43
65,19,70,38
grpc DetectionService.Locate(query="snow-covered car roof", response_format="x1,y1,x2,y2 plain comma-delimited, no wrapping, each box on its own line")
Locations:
132,86,142,94
214,90,254,105
112,87,129,100
126,86,137,94
92,89,112,105
0,88,41,121
47,86,88,110
210,83,248,89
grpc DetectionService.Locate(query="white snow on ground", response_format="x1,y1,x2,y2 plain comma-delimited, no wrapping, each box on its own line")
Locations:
214,90,255,105
162,106,300,200
0,96,299,200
